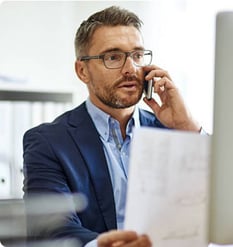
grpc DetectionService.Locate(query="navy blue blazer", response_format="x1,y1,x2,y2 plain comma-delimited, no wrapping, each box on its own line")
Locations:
23,102,166,246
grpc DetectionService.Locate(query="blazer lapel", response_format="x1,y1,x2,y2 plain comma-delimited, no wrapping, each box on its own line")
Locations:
67,103,117,230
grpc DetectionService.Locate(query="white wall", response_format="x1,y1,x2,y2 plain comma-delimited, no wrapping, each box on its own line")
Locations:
1,0,233,133
0,1,78,88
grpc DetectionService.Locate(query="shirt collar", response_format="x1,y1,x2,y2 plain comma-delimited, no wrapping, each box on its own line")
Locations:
85,98,140,141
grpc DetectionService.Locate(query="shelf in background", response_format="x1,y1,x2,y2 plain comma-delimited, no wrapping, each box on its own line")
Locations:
0,90,73,103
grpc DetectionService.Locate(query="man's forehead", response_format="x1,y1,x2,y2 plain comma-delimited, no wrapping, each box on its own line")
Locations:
88,25,144,53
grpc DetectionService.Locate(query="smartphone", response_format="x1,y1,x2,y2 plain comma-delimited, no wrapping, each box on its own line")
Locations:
143,75,153,100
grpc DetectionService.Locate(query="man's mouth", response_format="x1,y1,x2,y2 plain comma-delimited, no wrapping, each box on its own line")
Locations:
118,82,138,91
119,82,136,87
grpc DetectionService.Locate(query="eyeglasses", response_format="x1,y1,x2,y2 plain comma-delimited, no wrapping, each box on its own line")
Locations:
79,50,152,69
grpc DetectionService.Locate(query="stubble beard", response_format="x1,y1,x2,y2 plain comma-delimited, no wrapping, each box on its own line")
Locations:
96,83,144,109
98,91,143,109
88,74,144,109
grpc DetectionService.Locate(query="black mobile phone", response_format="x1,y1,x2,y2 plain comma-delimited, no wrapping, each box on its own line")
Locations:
143,74,153,100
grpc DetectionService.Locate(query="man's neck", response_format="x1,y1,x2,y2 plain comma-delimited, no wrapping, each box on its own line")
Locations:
89,99,135,139
111,108,135,139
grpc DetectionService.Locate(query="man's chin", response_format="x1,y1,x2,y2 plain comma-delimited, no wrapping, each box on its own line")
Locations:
113,97,142,109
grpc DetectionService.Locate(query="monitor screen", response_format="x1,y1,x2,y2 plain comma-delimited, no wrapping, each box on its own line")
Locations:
209,11,233,245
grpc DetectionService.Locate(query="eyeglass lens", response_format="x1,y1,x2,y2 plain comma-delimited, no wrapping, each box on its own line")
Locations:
103,50,152,69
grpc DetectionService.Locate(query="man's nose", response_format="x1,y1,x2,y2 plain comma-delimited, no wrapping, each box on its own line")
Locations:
121,56,137,75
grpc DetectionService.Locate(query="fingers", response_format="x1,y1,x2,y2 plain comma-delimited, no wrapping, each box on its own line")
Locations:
143,97,161,115
97,230,137,247
144,65,172,81
143,65,176,94
154,77,176,96
122,234,152,247
97,230,152,247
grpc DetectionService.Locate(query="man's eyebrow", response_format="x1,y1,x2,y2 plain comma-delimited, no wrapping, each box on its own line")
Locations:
100,48,122,53
100,47,145,54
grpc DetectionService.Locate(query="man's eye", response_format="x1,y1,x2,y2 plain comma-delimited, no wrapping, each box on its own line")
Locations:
106,54,122,61
134,52,143,59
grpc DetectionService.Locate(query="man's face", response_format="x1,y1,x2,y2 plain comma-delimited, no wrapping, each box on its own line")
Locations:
81,25,145,109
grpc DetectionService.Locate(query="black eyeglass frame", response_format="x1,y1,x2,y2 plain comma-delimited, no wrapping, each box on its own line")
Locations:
78,50,153,69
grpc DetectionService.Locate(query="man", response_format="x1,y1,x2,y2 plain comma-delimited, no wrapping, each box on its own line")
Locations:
23,5,201,247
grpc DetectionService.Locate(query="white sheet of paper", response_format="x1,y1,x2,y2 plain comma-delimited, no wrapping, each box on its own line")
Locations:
124,127,210,247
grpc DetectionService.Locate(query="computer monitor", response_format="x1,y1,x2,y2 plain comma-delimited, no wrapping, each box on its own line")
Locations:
209,11,233,245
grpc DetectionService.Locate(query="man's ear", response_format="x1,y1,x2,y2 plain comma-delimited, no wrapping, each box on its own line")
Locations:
75,60,90,84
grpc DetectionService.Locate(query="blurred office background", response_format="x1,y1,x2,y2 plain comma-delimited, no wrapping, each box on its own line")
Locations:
0,0,233,199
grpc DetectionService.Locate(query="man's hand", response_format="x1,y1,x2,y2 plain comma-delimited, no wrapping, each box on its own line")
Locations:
97,230,152,247
143,65,201,132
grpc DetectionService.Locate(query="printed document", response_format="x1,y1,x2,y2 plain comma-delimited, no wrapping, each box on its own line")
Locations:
124,127,210,247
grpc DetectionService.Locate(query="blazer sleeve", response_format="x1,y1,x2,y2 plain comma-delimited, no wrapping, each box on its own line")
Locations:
23,127,99,246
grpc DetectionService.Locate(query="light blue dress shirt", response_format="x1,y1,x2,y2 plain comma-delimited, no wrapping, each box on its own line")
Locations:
86,98,140,230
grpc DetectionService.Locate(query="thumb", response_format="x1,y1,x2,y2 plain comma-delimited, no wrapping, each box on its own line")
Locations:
143,97,160,116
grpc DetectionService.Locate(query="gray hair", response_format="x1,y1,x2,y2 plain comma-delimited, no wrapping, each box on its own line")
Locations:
74,6,143,58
